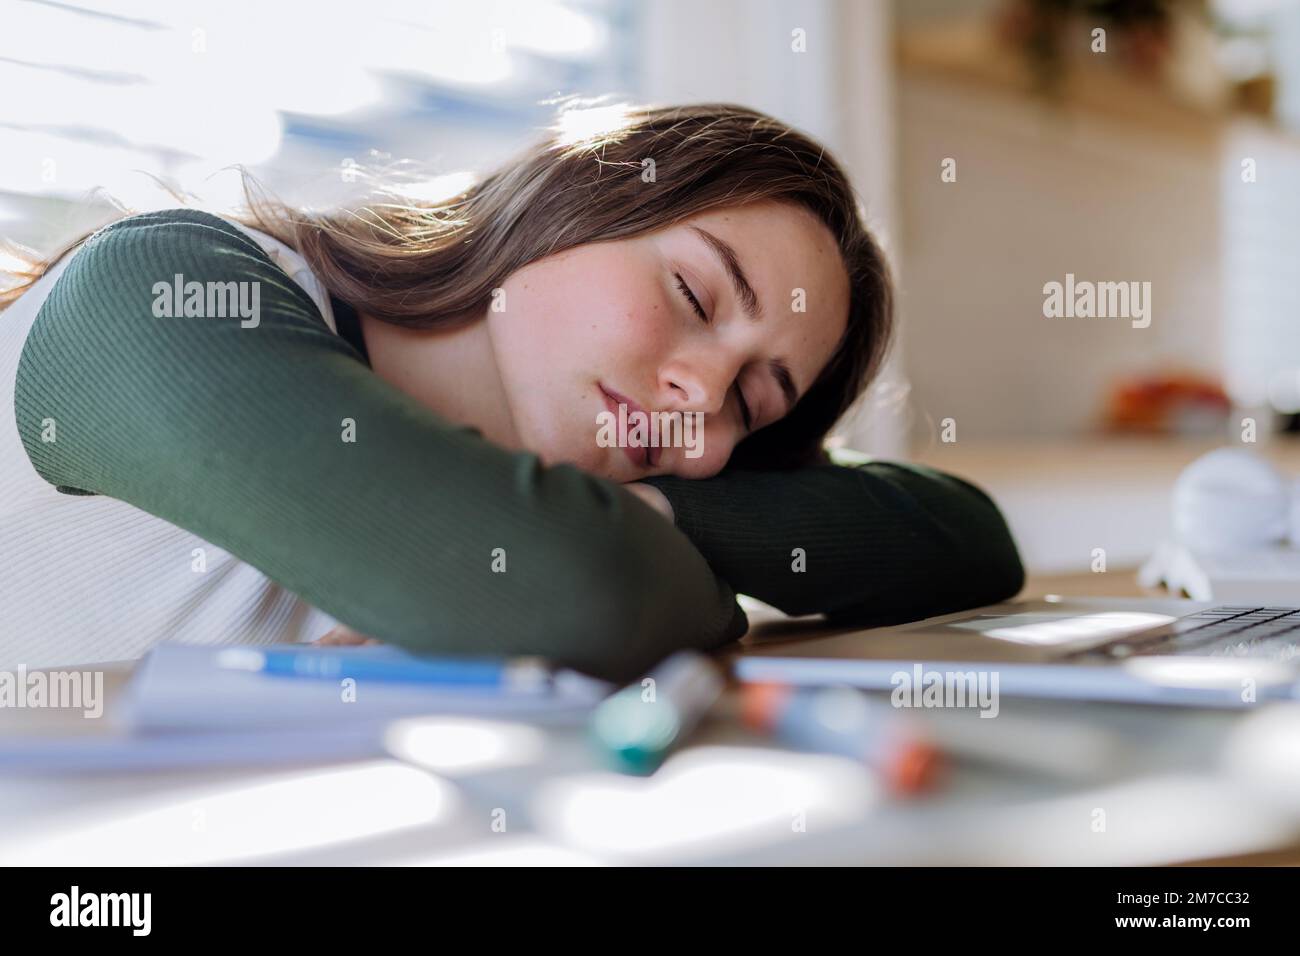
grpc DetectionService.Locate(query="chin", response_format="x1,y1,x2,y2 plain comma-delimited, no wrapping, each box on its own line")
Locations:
519,428,603,475
514,408,629,479
567,446,622,479
563,441,631,480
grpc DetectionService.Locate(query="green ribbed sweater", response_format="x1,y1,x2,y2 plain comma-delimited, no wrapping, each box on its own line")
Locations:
12,209,1024,681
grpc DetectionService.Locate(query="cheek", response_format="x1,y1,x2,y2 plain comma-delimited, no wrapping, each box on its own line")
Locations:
500,254,677,370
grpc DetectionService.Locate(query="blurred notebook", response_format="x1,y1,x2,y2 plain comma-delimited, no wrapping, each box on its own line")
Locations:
0,723,387,773
120,643,613,732
0,643,612,773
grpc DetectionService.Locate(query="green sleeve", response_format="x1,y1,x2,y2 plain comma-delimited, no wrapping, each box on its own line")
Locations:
14,209,746,682
642,452,1025,626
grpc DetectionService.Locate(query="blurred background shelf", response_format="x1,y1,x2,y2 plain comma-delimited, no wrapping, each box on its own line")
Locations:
915,434,1300,573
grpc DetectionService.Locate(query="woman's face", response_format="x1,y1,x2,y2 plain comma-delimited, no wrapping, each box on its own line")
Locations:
486,200,851,481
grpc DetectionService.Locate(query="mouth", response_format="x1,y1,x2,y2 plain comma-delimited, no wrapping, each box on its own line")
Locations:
599,383,659,469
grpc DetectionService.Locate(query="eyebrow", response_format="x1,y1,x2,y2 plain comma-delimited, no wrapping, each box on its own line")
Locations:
689,226,763,322
688,225,800,415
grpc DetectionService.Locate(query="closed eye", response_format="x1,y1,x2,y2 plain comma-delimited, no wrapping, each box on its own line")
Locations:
676,271,754,430
736,387,753,431
674,272,709,323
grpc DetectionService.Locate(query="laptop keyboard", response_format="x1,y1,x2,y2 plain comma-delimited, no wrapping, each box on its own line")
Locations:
1096,606,1300,661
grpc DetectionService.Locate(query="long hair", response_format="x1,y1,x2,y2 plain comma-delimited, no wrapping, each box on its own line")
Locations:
3,100,894,469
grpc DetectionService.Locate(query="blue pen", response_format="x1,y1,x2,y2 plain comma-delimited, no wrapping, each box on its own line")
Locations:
216,646,554,694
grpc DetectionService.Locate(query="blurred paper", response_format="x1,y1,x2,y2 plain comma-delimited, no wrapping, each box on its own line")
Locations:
0,724,385,773
120,643,611,732
0,643,611,773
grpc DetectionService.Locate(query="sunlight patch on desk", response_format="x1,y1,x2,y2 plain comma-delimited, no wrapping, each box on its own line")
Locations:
384,717,547,774
1223,704,1300,817
408,834,606,867
946,611,1176,646
530,746,876,861
0,760,455,866
970,773,1300,866
1122,656,1298,689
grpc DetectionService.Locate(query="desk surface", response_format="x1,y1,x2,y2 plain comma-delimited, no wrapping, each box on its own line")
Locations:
3,572,1300,866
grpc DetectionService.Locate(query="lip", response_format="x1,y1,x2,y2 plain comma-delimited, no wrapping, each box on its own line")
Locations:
599,383,659,469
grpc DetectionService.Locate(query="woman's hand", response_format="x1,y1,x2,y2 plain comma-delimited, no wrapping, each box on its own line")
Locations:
312,624,381,647
624,482,674,521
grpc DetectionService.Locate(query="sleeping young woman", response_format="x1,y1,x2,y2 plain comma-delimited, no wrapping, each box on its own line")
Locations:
0,101,1024,682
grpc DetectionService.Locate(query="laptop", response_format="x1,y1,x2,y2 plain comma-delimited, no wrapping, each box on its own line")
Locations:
734,596,1300,707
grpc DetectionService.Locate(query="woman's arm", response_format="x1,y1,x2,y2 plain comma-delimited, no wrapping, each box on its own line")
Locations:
14,209,746,681
642,455,1025,627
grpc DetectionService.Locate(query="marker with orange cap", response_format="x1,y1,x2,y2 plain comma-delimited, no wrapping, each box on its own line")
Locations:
740,682,941,795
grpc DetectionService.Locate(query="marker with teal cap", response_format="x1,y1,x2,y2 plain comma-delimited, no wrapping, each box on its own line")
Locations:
589,651,725,775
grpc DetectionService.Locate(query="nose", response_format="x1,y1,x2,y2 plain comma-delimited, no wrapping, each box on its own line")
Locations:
659,353,737,416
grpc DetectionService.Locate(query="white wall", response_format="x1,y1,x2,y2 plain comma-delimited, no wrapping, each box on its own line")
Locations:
896,71,1225,441
1220,120,1300,416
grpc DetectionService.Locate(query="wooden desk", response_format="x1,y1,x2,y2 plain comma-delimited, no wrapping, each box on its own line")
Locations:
4,578,1299,866
1023,568,1150,599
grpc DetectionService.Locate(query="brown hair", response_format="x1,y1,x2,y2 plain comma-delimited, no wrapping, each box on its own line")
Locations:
3,100,893,469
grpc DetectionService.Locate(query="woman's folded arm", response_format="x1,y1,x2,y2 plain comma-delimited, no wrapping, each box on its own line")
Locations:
14,210,746,681
642,456,1025,626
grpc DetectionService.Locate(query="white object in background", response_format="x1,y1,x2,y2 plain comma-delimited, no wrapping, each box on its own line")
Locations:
1139,540,1300,603
1171,448,1291,552
1291,476,1300,546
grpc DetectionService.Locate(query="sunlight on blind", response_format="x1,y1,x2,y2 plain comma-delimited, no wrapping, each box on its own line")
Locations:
0,0,632,206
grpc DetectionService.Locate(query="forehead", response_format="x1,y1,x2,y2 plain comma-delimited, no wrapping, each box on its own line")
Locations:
676,200,850,379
